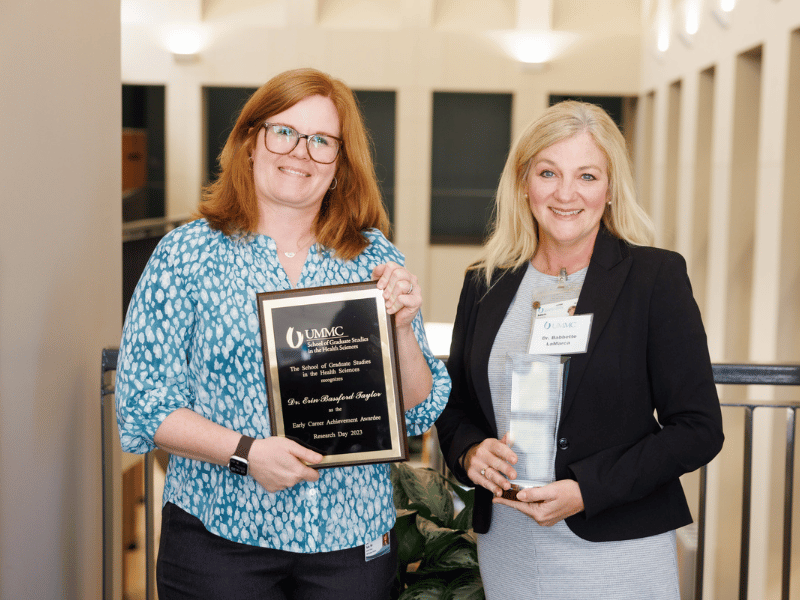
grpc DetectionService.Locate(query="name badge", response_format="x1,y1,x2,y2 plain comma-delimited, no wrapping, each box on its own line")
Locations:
528,314,593,355
365,532,391,561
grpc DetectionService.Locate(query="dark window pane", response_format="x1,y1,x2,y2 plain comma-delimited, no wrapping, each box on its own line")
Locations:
353,90,396,228
204,86,257,183
122,84,165,220
431,92,511,244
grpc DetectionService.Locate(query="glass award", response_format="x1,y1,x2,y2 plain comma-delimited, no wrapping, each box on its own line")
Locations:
500,353,569,499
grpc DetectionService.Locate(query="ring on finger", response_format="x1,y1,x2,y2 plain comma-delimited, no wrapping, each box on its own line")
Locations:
407,282,413,294
481,468,487,477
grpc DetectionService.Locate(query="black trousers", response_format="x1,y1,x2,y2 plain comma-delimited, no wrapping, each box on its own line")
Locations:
157,502,398,600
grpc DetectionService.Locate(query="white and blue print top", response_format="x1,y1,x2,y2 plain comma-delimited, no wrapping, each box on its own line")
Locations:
116,219,451,552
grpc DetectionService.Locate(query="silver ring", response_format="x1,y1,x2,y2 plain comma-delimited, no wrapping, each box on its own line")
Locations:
481,468,486,476
407,282,413,294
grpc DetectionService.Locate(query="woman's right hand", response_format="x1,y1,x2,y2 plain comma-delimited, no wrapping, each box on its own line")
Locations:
248,437,324,493
463,434,518,496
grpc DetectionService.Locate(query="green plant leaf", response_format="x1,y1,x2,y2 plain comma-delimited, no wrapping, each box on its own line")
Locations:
395,510,425,565
391,463,412,508
451,490,474,531
416,515,457,541
442,570,485,600
391,463,480,598
393,464,455,527
419,534,479,572
398,578,447,600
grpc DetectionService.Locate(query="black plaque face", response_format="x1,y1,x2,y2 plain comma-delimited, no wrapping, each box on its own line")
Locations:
257,282,408,468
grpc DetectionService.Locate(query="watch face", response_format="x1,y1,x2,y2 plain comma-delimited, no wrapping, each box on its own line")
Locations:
229,457,248,476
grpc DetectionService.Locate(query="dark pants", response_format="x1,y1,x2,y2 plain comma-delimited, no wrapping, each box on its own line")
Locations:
157,502,398,600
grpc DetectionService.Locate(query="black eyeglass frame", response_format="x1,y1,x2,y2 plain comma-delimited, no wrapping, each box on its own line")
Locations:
260,122,343,164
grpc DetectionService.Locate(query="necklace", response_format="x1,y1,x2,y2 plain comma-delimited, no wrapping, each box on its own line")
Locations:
279,239,314,259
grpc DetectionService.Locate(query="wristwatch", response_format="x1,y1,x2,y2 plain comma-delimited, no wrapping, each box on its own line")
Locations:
229,435,256,476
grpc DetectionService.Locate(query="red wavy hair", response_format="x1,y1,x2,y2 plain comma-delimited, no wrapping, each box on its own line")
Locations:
199,68,389,260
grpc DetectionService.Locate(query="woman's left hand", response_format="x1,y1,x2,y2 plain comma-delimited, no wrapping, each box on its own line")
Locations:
493,480,585,527
372,262,420,330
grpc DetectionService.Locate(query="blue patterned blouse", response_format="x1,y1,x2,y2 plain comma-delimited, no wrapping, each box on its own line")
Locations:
116,219,451,552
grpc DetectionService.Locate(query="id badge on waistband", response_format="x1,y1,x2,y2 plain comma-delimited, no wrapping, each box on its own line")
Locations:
365,532,391,561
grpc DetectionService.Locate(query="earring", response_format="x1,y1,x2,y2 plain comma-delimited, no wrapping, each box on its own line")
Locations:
329,177,337,190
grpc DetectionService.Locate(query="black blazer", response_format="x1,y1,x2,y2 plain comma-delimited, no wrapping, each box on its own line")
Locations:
436,228,724,542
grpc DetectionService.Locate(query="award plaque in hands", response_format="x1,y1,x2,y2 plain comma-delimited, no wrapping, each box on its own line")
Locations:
257,281,408,468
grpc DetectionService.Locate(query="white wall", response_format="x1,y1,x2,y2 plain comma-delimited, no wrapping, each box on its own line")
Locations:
638,1,800,598
0,1,121,599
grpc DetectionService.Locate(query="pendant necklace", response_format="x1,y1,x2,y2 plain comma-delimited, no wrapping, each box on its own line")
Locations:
280,238,313,259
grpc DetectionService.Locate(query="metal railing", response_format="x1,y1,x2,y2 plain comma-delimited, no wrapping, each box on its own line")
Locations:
100,350,800,599
695,364,800,600
101,347,157,600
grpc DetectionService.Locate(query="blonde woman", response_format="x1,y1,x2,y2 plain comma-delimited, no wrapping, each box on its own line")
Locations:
436,101,723,599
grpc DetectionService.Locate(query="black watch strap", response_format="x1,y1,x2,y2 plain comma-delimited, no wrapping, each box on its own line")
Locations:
229,435,256,476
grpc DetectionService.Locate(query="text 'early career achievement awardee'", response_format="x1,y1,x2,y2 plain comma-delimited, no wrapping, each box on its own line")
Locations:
257,281,408,468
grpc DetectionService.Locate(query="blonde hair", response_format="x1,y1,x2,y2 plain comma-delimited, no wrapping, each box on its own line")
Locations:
199,68,389,260
475,100,654,285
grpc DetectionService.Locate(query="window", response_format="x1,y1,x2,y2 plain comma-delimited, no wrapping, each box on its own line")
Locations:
430,92,512,244
353,90,396,226
122,84,165,220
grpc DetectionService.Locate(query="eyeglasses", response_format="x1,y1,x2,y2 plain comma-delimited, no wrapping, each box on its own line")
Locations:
261,122,342,164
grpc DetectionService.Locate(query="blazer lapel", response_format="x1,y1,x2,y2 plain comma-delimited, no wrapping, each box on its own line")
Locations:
561,230,632,423
472,267,527,434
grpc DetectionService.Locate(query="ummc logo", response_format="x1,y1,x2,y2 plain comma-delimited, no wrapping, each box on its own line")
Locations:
286,326,345,349
286,327,304,349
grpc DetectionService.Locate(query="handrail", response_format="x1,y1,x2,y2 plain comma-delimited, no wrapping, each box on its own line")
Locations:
101,348,156,600
100,352,800,599
100,348,117,600
697,363,800,600
122,215,192,242
712,363,800,386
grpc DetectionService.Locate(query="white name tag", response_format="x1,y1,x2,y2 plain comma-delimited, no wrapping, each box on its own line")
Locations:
528,314,593,355
365,532,391,561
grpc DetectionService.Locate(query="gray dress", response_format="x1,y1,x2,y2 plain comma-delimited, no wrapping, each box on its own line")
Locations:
477,263,680,600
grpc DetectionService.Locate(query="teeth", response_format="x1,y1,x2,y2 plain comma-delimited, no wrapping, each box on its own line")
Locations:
280,167,310,177
552,208,582,216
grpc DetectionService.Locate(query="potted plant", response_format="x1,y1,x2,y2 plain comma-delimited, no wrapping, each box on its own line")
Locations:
390,462,484,599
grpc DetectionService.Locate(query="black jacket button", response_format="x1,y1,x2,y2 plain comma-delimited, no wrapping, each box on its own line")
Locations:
558,437,569,450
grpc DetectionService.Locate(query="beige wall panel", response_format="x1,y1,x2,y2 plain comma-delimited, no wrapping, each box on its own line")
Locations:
691,67,715,316
725,46,761,364
0,1,122,598
427,246,483,323
663,79,681,251
640,2,800,598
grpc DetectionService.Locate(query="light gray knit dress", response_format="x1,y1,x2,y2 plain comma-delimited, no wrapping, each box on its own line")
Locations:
478,263,680,600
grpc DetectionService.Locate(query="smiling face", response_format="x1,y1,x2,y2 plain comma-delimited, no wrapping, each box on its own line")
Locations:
251,94,340,216
526,131,609,258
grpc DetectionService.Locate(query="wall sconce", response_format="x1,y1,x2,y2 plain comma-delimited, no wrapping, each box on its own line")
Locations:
166,27,203,64
712,0,734,28
486,30,577,70
652,1,671,57
678,0,700,46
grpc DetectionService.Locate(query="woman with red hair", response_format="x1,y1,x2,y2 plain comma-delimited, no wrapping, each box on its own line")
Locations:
117,68,450,599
